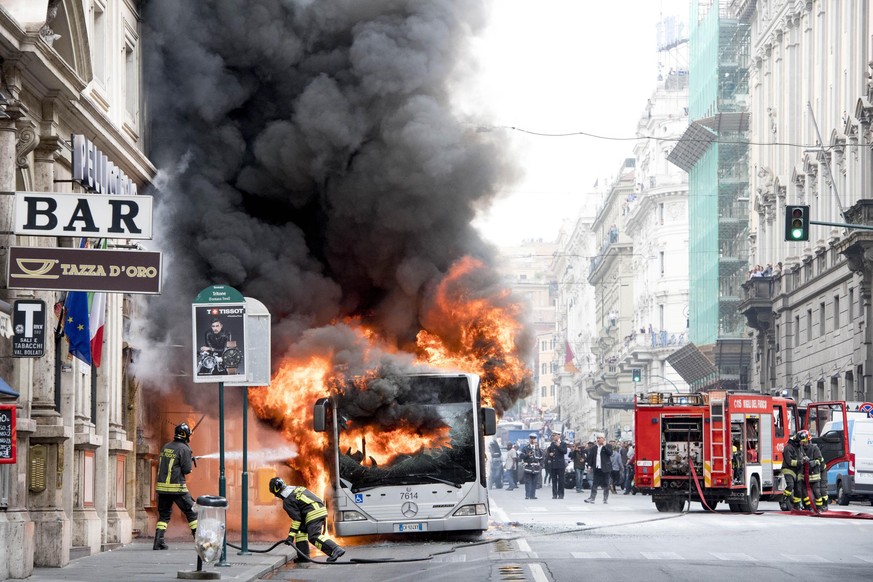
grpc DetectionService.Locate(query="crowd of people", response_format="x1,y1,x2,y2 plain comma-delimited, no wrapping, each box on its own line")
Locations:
488,433,636,503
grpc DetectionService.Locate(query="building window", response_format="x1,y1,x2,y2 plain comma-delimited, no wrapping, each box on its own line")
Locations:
541,363,547,375
794,315,800,347
834,295,840,329
541,386,547,397
819,302,825,336
92,0,107,88
775,324,780,352
831,376,840,401
817,253,826,274
849,288,854,320
658,203,665,225
806,309,812,342
550,385,556,397
659,251,665,276
123,25,140,131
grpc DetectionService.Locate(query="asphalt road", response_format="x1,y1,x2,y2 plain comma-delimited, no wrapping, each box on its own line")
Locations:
263,485,873,582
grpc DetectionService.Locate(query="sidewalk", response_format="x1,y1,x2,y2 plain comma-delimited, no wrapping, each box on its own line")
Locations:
21,539,296,582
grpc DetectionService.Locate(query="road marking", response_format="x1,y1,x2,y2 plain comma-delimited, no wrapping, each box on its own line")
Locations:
571,551,611,559
781,554,829,563
516,538,533,554
529,563,549,582
641,552,684,560
856,555,873,563
711,552,756,561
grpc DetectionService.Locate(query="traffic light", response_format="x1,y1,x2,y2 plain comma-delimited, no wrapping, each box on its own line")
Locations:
784,205,809,241
632,368,641,383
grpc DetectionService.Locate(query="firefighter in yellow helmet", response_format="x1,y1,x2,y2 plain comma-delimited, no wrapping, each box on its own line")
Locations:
269,477,345,562
154,423,198,550
801,431,827,511
780,430,807,511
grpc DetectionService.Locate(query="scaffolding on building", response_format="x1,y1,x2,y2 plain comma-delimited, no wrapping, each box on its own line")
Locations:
666,2,752,383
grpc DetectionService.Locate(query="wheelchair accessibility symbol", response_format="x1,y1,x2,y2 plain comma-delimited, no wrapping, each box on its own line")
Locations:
355,493,364,503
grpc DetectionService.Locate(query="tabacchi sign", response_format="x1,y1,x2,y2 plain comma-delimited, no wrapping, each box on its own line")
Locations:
6,246,162,294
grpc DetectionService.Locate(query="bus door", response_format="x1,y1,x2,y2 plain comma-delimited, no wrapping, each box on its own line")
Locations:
805,401,849,470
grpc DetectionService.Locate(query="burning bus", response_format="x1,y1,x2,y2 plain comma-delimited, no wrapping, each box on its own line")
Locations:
313,373,497,536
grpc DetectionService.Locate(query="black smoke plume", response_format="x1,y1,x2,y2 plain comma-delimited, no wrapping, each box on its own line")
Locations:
134,0,532,414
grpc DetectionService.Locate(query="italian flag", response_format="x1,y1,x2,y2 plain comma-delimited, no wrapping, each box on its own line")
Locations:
87,238,107,368
88,291,106,368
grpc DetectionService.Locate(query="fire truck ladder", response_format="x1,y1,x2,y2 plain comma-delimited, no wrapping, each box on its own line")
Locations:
709,397,726,481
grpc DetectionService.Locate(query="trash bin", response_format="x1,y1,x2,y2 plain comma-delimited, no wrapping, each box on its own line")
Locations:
194,495,227,565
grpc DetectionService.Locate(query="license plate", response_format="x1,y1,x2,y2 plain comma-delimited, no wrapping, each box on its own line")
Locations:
394,522,427,533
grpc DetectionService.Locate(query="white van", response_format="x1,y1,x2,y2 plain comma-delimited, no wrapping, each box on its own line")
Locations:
823,417,873,505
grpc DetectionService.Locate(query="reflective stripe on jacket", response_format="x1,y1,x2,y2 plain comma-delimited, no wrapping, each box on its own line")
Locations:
156,440,193,494
282,486,328,535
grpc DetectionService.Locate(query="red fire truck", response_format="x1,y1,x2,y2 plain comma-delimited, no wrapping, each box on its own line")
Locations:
634,391,851,512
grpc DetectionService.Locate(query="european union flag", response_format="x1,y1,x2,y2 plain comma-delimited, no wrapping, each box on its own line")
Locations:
64,291,91,366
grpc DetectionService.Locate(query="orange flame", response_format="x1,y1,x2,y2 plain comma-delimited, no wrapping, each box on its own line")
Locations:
247,255,532,499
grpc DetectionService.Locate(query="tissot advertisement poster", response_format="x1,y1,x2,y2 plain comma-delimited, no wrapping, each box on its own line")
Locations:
192,304,246,383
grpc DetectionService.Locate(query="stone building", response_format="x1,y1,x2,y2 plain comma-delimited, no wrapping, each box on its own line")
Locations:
0,1,152,577
739,0,873,403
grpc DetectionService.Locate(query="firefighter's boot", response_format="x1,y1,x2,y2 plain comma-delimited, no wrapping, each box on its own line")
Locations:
294,541,310,563
153,530,168,550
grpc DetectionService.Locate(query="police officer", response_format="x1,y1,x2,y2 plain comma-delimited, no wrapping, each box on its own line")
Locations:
780,430,807,511
154,423,198,550
520,433,544,500
802,433,827,511
269,477,345,562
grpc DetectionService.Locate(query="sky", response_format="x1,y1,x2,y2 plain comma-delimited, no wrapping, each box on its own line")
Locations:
469,0,689,246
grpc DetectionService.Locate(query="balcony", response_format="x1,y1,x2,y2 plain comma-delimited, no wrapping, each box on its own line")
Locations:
738,276,775,332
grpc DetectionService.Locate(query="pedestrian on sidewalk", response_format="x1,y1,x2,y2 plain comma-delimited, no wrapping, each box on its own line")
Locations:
569,442,586,492
610,442,623,494
269,477,346,562
503,442,518,490
154,423,198,550
584,434,613,505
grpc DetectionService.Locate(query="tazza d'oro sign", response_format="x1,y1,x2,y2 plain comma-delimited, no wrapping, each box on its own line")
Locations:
6,246,162,294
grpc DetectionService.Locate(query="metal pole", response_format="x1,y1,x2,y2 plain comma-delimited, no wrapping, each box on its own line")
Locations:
217,381,230,567
238,386,250,555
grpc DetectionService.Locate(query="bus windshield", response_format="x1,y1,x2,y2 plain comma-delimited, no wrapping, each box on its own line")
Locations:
335,375,477,492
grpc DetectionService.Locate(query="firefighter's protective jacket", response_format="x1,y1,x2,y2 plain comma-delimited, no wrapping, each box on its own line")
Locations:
280,486,329,536
803,442,825,481
782,438,803,478
156,439,193,494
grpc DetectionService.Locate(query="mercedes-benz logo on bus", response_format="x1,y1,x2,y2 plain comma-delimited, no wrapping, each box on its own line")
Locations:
401,502,418,518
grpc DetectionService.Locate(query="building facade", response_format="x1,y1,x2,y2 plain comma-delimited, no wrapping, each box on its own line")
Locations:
739,0,873,403
586,159,638,437
622,35,691,399
0,1,152,577
553,206,598,439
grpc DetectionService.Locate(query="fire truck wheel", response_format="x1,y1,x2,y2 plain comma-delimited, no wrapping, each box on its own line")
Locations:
654,499,684,513
738,478,760,512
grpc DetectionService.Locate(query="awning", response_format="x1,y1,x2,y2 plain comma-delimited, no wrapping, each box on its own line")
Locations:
0,376,19,398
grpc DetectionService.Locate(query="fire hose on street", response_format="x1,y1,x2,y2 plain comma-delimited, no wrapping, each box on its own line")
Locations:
686,458,873,520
